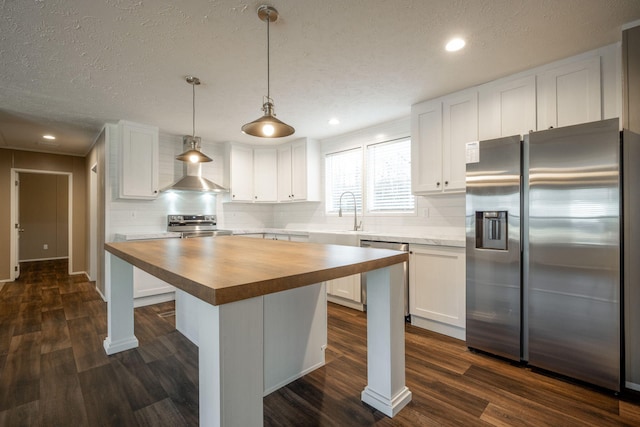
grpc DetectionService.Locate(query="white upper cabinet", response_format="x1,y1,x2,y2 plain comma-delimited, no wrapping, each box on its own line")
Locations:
478,75,537,140
118,121,159,200
253,148,278,202
277,138,320,202
412,45,618,198
411,99,442,194
411,90,477,195
277,144,293,202
537,55,602,130
229,138,320,203
442,89,478,193
229,143,254,202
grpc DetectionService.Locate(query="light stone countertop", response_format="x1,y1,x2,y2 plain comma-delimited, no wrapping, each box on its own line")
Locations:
229,228,465,248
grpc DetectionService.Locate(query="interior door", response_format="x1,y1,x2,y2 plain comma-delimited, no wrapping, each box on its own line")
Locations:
14,172,21,278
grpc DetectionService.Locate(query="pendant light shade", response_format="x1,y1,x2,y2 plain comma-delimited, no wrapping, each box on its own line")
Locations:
241,5,295,138
175,135,212,163
177,76,212,163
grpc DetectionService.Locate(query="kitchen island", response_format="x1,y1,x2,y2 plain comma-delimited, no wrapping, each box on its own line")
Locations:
104,236,411,426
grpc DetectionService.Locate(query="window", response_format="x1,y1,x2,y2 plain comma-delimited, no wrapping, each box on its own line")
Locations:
367,138,414,213
325,137,415,215
325,148,362,214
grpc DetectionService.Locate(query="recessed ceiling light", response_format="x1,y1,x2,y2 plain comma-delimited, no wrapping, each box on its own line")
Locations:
445,38,465,52
328,118,340,125
43,134,56,140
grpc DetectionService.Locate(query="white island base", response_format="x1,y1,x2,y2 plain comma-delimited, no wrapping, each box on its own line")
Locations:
104,242,411,426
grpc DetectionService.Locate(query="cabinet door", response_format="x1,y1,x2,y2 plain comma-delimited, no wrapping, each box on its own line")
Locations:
230,145,254,201
479,75,537,140
253,148,278,202
290,141,308,201
327,274,361,302
277,145,292,202
119,122,159,199
409,245,465,328
442,90,477,193
537,55,601,129
411,100,443,194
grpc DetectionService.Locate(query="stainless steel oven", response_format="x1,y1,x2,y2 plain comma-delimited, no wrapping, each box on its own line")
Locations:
167,214,232,238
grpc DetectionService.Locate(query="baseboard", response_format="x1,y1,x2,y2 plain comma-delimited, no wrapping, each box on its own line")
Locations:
95,285,107,302
69,270,90,280
626,381,640,392
327,295,364,311
410,315,466,341
133,292,176,308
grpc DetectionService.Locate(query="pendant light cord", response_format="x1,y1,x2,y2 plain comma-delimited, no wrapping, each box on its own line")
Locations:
266,12,271,101
192,80,196,138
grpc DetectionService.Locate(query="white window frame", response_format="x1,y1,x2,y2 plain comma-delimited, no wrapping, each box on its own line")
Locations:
365,137,415,215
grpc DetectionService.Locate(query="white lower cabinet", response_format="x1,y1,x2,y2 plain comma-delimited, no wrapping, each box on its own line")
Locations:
133,267,175,307
327,274,362,303
409,244,465,340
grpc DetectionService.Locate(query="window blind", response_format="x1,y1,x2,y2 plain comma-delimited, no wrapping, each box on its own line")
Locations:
325,148,363,214
367,138,415,212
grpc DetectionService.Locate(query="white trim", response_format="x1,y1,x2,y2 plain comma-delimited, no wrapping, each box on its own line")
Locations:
11,168,74,280
622,20,640,31
410,315,466,341
626,381,640,392
19,256,68,262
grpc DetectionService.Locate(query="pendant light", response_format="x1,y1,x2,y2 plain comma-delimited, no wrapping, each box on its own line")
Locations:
241,5,295,138
176,76,213,163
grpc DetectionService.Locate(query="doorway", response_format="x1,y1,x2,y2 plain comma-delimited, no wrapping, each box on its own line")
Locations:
10,169,73,280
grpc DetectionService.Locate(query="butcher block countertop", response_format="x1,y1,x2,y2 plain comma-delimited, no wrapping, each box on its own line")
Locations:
105,235,408,306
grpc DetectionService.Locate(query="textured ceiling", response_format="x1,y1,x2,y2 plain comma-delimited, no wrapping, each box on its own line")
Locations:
1,0,640,156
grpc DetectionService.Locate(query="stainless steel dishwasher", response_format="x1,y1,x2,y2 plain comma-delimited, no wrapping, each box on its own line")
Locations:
360,240,410,320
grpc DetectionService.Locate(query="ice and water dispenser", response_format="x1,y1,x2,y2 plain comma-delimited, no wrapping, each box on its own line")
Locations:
475,211,508,250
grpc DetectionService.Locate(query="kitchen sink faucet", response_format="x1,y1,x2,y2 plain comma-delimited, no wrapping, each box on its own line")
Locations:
338,191,362,231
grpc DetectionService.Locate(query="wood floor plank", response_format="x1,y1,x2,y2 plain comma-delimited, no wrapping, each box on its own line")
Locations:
0,400,40,427
78,363,139,426
147,355,199,426
40,308,72,354
61,291,88,320
39,347,89,426
67,316,110,373
40,287,63,312
0,331,41,411
134,397,188,427
109,349,169,411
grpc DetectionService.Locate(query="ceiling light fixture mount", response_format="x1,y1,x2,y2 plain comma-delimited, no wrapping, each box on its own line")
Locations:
176,76,213,163
241,5,295,138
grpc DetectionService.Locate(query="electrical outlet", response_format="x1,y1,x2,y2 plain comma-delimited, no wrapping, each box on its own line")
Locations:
43,244,48,250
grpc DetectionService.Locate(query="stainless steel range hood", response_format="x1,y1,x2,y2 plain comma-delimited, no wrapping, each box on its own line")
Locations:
167,169,228,192
163,139,228,193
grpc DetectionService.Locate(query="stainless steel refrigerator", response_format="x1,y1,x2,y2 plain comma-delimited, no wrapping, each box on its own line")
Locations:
466,118,636,392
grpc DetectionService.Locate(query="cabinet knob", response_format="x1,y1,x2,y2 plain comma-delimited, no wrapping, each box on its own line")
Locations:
254,196,258,199
444,181,448,186
232,194,236,198
436,182,440,187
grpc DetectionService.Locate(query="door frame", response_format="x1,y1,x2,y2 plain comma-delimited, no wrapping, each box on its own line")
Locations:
10,168,73,281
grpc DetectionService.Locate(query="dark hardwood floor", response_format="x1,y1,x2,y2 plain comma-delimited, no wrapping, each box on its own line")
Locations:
1,259,639,426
